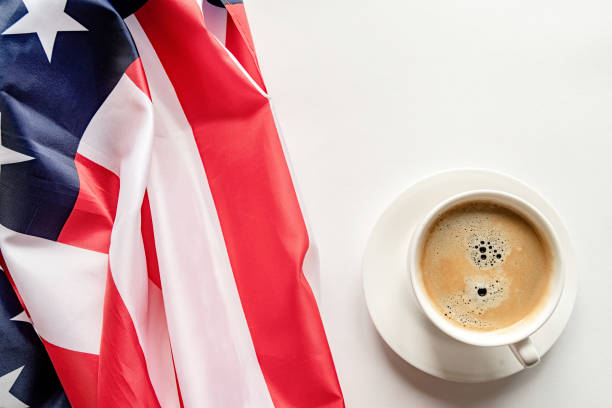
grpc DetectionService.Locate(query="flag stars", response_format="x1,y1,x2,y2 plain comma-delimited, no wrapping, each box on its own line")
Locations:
1,0,87,62
0,113,34,171
0,367,28,408
10,311,32,325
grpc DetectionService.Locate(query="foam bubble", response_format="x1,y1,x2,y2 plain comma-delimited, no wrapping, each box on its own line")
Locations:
440,275,511,329
466,231,511,268
441,209,514,268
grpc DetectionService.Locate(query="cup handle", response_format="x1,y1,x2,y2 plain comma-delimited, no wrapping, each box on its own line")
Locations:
509,337,540,367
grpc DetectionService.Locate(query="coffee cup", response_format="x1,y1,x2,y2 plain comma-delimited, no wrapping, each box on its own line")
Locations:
408,190,565,367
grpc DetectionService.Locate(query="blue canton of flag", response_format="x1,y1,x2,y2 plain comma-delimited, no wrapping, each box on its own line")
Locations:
0,0,141,241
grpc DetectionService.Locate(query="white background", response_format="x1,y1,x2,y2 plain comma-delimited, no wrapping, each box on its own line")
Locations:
246,1,612,407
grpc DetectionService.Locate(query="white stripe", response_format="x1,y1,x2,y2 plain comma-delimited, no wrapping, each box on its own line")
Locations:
202,0,227,45
0,224,106,354
142,280,177,407
269,102,321,299
77,74,180,408
78,75,149,176
127,15,275,408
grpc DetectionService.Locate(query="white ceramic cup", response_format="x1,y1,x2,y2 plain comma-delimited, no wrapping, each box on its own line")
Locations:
408,190,565,367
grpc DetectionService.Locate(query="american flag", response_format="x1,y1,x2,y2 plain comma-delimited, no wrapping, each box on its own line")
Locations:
0,0,344,407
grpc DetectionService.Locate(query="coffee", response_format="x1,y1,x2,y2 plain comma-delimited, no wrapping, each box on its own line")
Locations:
419,201,553,331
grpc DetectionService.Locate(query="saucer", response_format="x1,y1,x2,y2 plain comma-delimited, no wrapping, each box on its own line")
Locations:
362,169,577,382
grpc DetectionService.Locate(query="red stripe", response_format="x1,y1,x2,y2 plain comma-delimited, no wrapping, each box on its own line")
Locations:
125,57,152,100
135,3,344,407
42,339,99,408
97,268,161,407
57,153,119,254
170,345,185,408
225,4,266,91
141,192,161,288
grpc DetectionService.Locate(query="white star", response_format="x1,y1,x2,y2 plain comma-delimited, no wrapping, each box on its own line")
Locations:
1,0,87,62
0,113,34,169
0,367,28,408
10,311,32,324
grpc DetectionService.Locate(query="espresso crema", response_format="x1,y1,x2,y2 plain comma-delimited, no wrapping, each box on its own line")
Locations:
420,201,553,331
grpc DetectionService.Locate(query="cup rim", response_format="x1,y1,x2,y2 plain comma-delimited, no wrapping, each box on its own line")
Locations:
408,189,565,347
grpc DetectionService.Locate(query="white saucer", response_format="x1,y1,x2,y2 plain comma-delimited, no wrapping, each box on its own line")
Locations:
363,169,577,382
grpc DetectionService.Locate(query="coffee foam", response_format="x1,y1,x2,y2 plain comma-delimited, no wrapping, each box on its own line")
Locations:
420,201,553,331
440,275,510,329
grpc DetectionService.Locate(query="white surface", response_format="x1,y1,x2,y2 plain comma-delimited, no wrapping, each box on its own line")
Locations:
363,170,577,382
246,1,612,407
